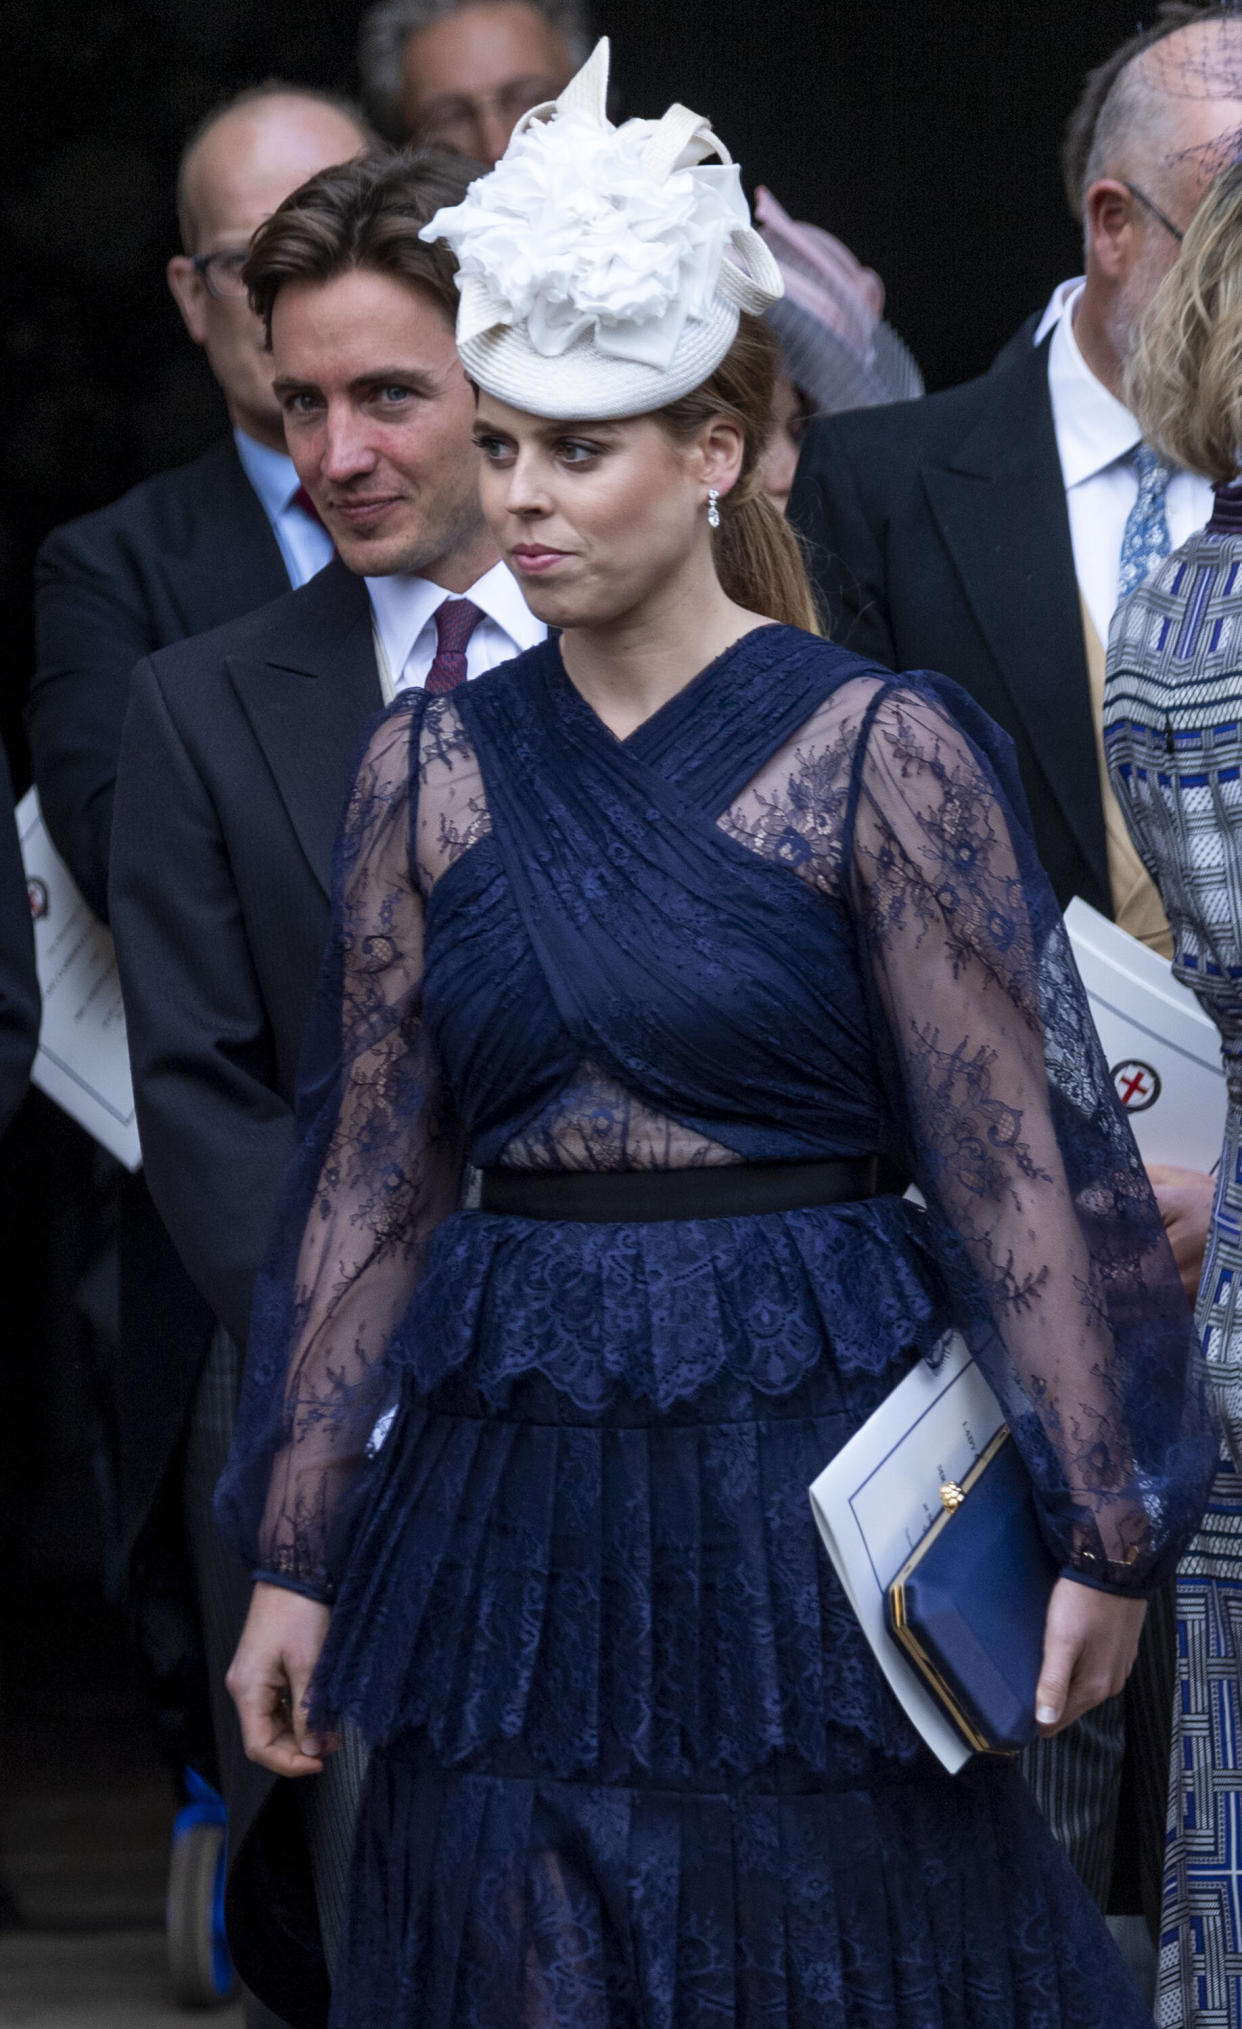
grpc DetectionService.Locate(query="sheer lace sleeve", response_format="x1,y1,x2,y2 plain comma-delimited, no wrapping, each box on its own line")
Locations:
846,676,1214,1594
215,691,464,1601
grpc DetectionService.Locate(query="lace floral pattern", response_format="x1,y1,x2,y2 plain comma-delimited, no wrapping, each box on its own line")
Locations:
219,696,465,1597
500,1057,739,1171
844,684,1184,1580
339,1753,1156,2029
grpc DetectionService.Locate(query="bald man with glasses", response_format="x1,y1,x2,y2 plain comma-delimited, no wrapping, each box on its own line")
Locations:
30,82,371,921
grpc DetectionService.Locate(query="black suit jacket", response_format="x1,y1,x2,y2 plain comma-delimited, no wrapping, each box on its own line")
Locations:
27,439,294,1560
29,435,289,922
111,557,382,1352
788,330,1111,915
110,557,382,2028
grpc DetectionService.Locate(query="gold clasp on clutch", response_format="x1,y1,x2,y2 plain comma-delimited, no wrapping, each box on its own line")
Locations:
939,1482,965,1513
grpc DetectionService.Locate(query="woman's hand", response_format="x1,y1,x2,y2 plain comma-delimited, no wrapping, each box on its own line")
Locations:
1146,1162,1215,1304
1034,1576,1147,1736
225,1580,339,1777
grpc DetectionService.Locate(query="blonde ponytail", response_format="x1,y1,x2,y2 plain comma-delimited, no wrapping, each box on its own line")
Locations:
657,313,823,634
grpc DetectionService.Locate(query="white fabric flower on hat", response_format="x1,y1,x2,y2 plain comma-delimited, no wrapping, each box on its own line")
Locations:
425,108,749,371
419,38,782,419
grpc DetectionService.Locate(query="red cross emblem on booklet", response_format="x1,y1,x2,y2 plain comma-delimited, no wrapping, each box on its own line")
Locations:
1111,1060,1162,1112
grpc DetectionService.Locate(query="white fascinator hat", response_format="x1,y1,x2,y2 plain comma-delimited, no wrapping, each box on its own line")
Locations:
418,38,784,420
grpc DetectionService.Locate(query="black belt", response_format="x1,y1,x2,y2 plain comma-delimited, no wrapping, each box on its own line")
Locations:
478,1155,879,1223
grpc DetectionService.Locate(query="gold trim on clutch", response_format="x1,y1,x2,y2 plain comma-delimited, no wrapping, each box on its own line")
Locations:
888,1426,1017,1757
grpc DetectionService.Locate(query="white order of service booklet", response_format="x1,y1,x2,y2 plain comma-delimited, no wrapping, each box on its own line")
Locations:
810,899,1227,1772
18,787,141,1171
1063,897,1226,1174
810,1332,999,1774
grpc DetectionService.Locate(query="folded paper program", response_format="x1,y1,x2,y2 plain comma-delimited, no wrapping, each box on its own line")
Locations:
421,38,783,417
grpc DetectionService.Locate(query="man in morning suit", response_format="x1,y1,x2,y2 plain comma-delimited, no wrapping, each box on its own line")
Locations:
788,0,1242,1968
109,151,545,2028
25,84,370,2029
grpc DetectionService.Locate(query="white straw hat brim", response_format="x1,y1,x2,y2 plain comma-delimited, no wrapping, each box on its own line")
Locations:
462,295,743,419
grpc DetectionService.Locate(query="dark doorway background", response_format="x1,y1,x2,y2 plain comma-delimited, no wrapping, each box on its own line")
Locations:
4,0,1144,779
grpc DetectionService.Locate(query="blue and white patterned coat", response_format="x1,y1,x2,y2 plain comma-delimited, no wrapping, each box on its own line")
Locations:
1104,482,1242,2029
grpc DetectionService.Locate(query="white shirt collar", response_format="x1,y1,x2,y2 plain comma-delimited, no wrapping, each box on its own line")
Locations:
1032,276,1083,346
364,557,544,679
232,428,302,521
1043,278,1140,490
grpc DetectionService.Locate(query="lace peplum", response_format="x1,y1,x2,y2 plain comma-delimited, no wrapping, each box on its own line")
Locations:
313,1357,928,1771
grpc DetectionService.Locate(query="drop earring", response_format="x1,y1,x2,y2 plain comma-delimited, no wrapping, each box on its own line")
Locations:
706,487,721,530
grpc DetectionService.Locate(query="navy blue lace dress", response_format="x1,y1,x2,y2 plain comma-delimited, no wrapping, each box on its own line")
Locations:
218,626,1215,2029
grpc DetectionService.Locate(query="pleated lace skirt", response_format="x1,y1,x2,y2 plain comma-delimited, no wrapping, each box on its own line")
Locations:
314,1202,1150,2027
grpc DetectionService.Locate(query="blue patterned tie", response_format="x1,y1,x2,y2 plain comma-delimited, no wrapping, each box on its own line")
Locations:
1117,442,1172,602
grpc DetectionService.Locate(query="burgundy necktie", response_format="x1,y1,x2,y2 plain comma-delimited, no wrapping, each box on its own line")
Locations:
290,484,325,528
425,598,484,694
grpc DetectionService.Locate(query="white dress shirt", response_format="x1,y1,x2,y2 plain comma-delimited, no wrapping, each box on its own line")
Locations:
365,558,546,700
1035,280,1212,648
232,429,335,590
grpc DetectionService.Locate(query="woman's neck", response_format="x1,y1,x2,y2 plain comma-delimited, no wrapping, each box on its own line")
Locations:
559,561,768,742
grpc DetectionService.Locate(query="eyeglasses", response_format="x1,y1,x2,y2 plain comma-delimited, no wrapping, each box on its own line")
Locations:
1122,181,1184,244
415,74,562,148
190,248,250,300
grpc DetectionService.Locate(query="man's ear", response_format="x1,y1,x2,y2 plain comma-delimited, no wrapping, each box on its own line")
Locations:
1084,178,1140,282
167,255,209,346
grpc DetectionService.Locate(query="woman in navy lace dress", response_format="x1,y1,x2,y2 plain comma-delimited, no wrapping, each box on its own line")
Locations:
218,45,1215,2027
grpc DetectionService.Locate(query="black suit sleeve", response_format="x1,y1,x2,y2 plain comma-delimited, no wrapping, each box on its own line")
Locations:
29,521,157,923
789,418,899,670
110,658,296,1349
0,748,40,1136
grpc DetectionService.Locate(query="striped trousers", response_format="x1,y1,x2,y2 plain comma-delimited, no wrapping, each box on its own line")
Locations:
1021,1583,1175,1924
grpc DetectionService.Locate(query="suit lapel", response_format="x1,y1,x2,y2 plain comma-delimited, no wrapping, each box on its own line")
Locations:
919,338,1109,901
227,562,384,899
165,439,290,635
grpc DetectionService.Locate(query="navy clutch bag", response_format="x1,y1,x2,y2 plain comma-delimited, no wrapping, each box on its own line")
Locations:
885,1428,1058,1755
